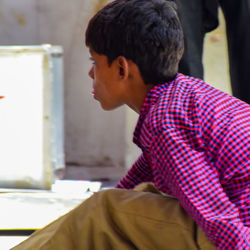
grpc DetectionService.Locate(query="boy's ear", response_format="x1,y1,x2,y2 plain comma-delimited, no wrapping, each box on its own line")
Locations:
117,56,129,80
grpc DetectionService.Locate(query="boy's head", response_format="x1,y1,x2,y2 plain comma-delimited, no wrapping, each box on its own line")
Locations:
85,0,184,85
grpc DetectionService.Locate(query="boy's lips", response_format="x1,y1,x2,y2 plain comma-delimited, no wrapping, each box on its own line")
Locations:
92,89,97,100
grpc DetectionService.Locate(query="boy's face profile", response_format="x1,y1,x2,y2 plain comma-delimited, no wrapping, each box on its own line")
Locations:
86,0,184,111
88,49,127,110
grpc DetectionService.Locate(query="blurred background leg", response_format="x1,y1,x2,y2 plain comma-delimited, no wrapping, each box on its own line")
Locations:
220,0,250,103
175,0,219,79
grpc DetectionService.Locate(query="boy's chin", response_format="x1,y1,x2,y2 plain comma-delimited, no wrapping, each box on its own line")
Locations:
101,105,117,111
100,102,123,111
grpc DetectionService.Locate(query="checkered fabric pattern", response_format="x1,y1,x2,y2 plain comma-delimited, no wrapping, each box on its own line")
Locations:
117,74,250,249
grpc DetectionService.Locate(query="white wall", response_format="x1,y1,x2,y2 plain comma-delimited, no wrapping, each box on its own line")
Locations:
0,0,126,180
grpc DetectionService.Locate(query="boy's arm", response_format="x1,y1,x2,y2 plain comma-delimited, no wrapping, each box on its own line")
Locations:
153,128,249,249
116,152,153,189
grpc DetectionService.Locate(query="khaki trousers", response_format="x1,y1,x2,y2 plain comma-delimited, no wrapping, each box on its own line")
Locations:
12,183,215,250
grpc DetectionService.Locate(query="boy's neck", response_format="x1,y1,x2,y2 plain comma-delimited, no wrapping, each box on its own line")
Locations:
120,60,154,114
126,83,154,114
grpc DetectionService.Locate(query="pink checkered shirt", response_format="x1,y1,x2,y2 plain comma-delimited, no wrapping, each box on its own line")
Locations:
116,74,250,249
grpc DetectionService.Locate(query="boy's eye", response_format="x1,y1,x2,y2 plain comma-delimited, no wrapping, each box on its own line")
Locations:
89,57,96,65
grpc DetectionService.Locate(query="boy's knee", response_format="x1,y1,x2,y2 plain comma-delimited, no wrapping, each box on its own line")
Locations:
93,188,124,203
84,188,122,208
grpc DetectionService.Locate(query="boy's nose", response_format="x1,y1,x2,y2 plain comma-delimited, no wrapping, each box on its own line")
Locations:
88,66,94,79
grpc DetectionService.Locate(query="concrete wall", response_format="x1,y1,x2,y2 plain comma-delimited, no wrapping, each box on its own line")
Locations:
0,0,126,181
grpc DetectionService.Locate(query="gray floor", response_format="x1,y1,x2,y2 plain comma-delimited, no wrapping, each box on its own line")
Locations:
0,180,117,249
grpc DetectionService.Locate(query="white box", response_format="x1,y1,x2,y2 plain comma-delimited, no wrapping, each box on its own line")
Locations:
0,44,64,189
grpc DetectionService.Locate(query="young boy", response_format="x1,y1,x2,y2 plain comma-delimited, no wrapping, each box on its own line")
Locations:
13,0,249,249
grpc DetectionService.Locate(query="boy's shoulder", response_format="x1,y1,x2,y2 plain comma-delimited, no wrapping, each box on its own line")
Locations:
151,73,219,112
146,73,250,131
163,74,249,112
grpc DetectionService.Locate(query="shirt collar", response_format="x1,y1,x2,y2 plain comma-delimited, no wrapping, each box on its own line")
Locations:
140,84,167,116
133,74,179,147
140,74,179,116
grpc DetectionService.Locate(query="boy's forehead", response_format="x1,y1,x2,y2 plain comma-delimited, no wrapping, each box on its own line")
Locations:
89,48,109,61
88,48,109,63
89,48,99,57
89,47,94,55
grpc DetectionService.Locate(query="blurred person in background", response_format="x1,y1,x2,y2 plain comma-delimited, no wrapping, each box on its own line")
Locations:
173,0,250,103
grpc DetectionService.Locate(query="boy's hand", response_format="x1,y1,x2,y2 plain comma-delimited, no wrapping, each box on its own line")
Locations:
0,96,4,99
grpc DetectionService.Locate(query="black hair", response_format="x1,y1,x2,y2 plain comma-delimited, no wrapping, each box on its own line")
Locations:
85,0,184,85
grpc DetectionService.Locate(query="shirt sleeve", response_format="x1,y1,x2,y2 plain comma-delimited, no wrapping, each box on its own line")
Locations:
152,128,250,249
116,152,153,189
